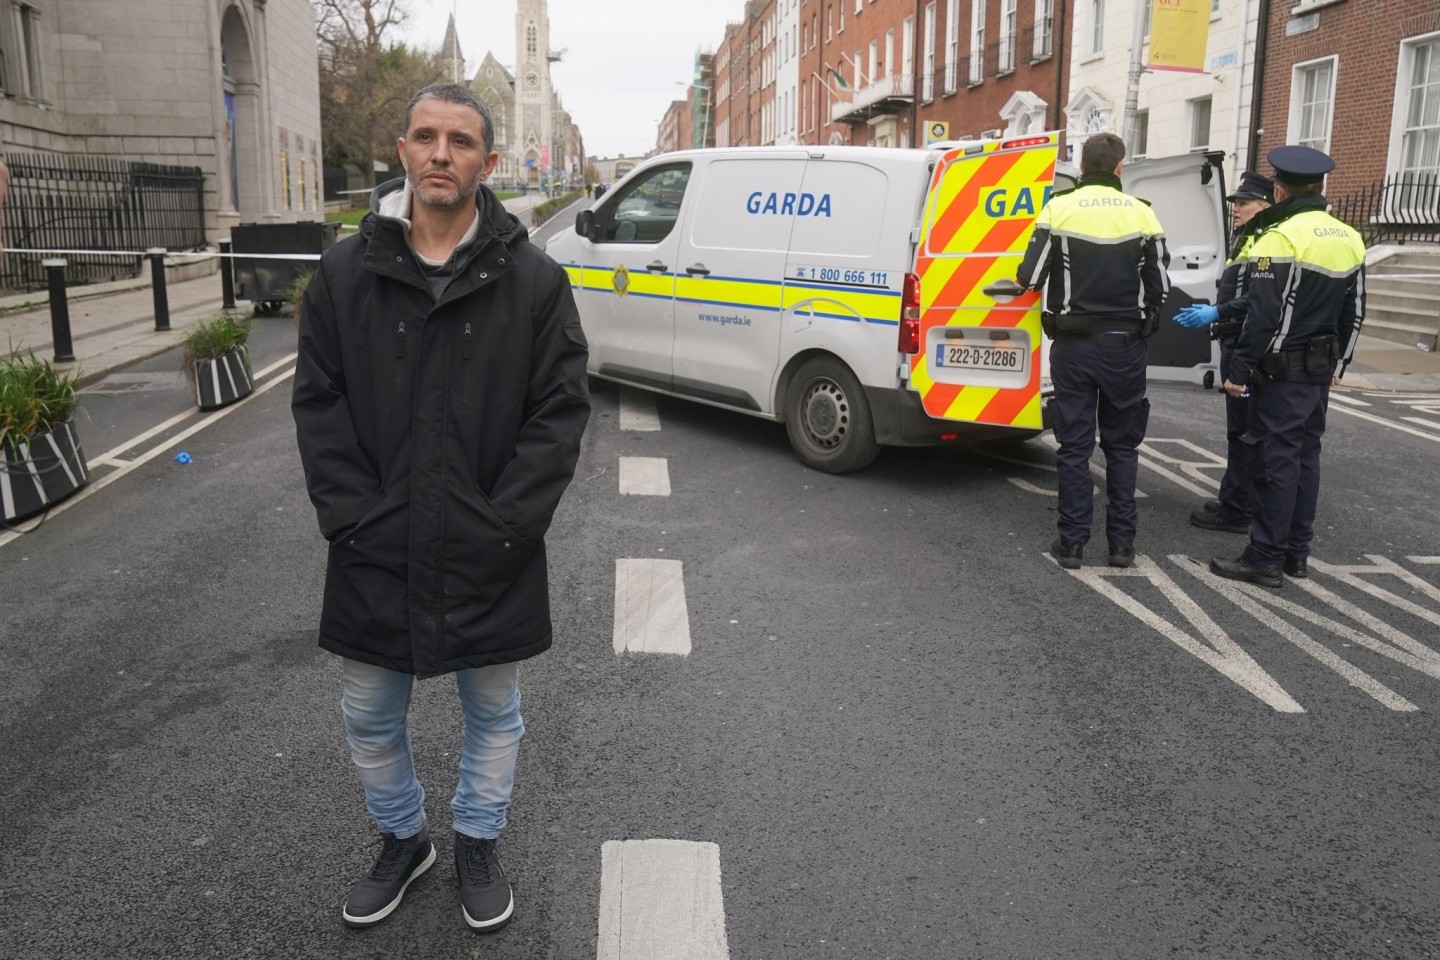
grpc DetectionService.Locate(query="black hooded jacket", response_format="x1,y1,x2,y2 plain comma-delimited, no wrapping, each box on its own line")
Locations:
292,179,590,678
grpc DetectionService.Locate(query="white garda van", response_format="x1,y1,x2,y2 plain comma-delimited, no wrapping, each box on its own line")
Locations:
546,133,1226,473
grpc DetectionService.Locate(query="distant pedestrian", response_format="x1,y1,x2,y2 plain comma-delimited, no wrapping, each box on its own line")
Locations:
593,183,607,200
292,81,590,932
1176,171,1275,534
584,182,592,199
1209,146,1365,588
1016,132,1171,570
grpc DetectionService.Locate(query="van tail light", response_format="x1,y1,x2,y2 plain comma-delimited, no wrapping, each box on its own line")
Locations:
898,272,922,354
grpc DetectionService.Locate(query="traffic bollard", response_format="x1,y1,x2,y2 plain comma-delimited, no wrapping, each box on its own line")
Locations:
42,259,75,363
148,248,170,331
219,238,236,309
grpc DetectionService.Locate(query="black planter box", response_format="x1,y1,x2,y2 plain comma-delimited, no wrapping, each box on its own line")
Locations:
1,420,89,522
194,347,254,410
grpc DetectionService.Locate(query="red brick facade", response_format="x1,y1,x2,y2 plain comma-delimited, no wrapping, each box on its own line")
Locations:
1256,0,1440,202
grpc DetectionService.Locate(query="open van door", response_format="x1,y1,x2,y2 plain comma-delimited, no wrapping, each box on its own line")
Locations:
1125,151,1229,386
908,133,1060,434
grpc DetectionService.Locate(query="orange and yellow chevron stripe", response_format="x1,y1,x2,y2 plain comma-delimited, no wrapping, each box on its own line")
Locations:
909,135,1059,430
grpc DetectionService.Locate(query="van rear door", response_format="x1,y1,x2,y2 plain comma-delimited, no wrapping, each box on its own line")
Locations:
908,133,1060,432
1125,151,1229,386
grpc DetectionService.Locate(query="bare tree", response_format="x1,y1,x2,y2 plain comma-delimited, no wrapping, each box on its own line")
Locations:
313,0,445,187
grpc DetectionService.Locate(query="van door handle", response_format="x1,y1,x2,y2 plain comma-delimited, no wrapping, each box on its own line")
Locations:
982,279,1025,301
685,263,711,277
645,260,668,273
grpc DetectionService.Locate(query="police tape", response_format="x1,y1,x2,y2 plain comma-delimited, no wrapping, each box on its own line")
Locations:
4,248,323,260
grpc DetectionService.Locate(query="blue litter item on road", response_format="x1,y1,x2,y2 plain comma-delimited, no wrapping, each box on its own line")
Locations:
175,452,193,464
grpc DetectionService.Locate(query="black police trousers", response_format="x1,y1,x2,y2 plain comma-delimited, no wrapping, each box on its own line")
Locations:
1217,338,1258,523
1050,335,1149,548
1241,372,1329,567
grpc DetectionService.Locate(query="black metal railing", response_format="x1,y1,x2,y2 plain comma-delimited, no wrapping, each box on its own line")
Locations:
1,153,206,292
1330,174,1440,246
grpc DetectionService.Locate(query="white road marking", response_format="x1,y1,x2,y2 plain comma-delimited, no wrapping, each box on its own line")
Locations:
1007,477,1059,496
1060,553,1303,713
0,366,297,549
1137,454,1216,498
619,387,662,431
618,457,672,496
1327,393,1370,407
597,840,730,960
1173,559,1418,712
1286,576,1440,668
1401,416,1440,431
1408,556,1440,565
613,559,691,655
1331,404,1440,444
1310,556,1440,628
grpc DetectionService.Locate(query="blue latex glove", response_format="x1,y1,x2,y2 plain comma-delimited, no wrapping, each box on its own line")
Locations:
1174,304,1219,328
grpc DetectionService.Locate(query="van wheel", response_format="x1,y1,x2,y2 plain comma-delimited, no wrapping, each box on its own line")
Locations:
784,357,880,474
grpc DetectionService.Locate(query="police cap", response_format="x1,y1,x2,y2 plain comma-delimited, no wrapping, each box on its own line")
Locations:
1267,145,1334,186
1227,170,1274,203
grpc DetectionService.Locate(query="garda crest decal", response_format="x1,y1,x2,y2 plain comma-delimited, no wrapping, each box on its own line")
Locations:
611,263,630,296
1256,257,1271,271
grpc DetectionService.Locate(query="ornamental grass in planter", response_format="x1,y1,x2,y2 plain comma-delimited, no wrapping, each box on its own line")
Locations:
183,310,254,410
0,348,88,522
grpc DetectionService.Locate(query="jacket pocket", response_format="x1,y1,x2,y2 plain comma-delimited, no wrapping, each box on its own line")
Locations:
323,492,409,645
442,486,537,621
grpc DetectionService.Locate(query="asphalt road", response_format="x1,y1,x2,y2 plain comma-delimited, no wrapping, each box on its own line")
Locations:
2,223,1438,959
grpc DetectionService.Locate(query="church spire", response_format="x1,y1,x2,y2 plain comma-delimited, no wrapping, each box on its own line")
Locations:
440,12,464,83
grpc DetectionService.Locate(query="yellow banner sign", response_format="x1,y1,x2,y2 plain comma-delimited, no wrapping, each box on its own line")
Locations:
1147,0,1210,73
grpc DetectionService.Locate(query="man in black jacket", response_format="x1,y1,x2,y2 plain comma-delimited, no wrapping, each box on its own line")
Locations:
292,83,589,932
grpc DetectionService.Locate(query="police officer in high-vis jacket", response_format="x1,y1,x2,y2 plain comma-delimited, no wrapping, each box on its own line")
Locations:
1175,171,1274,534
1017,132,1171,570
1209,146,1366,588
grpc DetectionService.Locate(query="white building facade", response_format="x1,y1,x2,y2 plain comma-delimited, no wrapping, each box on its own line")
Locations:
1066,0,1260,182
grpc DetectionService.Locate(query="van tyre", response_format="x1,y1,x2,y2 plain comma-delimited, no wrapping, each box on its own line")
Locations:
785,357,880,474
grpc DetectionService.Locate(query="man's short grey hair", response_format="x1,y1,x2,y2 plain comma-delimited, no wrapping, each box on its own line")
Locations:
402,82,496,155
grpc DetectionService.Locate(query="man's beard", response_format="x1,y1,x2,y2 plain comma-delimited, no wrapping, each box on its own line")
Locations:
409,170,483,210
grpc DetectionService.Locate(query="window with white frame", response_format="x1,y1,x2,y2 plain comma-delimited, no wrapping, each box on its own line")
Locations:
1189,96,1212,150
999,0,1017,73
944,0,959,93
884,29,894,80
1290,58,1335,153
903,16,915,84
1134,110,1149,158
856,0,863,12
969,0,986,84
17,2,41,99
1399,36,1440,183
868,41,878,84
1087,0,1104,57
1033,0,1053,59
923,3,936,100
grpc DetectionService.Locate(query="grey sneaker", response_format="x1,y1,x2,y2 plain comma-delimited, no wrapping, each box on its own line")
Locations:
342,827,436,928
455,832,515,932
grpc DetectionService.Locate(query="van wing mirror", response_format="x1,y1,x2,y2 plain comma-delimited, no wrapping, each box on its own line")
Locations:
575,209,595,240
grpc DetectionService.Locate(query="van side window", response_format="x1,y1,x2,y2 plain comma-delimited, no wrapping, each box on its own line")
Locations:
600,164,691,244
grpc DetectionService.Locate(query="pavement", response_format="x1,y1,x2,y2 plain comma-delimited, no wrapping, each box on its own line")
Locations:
3,188,1437,392
0,191,563,385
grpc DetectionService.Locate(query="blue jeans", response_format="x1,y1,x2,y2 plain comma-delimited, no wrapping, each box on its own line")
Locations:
340,658,524,840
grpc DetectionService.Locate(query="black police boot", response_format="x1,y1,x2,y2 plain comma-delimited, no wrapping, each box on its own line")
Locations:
342,826,436,928
1284,557,1308,579
1209,556,1283,589
1189,502,1249,534
455,832,514,933
1108,545,1135,568
1050,538,1083,570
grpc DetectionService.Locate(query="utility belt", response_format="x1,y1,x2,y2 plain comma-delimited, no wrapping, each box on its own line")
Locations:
1043,314,1151,342
1256,335,1338,380
1211,318,1244,341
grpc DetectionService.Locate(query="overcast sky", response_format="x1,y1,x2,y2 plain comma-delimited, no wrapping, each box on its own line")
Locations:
400,0,738,159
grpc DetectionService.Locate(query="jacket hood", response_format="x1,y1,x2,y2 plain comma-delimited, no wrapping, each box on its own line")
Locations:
364,176,528,248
